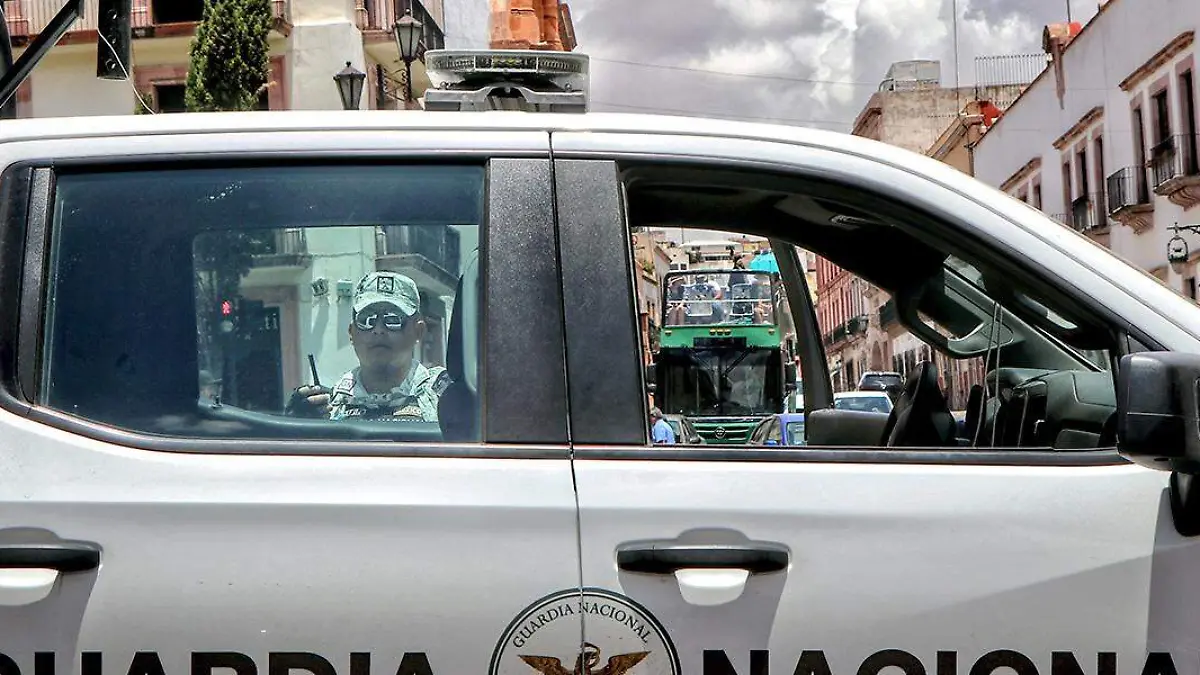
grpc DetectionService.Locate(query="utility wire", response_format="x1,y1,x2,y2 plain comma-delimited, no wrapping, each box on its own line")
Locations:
97,30,155,114
589,99,1143,135
588,55,1122,91
588,55,885,87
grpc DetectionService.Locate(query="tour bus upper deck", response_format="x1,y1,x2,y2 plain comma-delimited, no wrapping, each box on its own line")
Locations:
660,269,779,329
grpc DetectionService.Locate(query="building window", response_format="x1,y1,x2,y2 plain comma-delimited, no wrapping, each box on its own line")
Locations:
1133,106,1149,202
1061,160,1072,213
154,0,205,24
153,84,187,113
1181,70,1198,175
1094,135,1105,219
150,82,266,114
1153,89,1172,144
1032,181,1043,209
1077,147,1090,196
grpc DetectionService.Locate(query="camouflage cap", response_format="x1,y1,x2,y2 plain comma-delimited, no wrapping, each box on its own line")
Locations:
353,271,420,316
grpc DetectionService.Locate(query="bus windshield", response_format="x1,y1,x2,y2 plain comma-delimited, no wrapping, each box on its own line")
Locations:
662,271,776,327
657,348,783,416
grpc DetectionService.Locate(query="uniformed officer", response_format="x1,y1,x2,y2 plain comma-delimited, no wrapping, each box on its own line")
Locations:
286,271,451,422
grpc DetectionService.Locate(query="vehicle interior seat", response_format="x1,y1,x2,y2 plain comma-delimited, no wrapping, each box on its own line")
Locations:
963,383,984,443
879,361,958,447
438,249,480,443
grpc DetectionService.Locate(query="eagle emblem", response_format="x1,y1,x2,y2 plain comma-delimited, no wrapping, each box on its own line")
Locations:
519,642,648,675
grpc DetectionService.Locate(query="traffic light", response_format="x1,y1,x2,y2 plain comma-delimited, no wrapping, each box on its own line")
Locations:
96,0,131,80
218,299,236,334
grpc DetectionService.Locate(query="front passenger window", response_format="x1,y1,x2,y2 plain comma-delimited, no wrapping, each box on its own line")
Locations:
623,168,1120,453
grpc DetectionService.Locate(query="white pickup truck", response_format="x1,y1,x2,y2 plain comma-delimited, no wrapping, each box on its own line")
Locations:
0,110,1196,675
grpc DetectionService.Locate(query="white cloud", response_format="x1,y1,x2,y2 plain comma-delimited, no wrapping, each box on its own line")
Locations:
569,0,1102,131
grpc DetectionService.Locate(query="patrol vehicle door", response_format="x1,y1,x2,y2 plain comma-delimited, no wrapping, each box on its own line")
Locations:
552,134,1190,675
0,130,582,674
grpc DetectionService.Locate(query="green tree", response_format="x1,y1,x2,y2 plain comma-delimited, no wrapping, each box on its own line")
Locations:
185,0,271,112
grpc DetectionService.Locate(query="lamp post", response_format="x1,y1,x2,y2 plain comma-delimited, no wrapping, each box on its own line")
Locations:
333,61,366,110
394,9,423,104
1167,222,1200,276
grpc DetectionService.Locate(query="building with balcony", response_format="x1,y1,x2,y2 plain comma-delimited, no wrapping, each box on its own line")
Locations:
3,0,452,116
631,231,673,366
975,0,1200,295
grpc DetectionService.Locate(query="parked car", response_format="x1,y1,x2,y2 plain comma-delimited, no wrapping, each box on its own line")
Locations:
858,370,904,401
858,370,904,392
663,414,705,444
833,390,895,414
749,413,807,446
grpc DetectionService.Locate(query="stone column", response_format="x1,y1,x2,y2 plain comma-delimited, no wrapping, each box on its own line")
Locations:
535,0,562,50
489,0,540,49
287,0,367,110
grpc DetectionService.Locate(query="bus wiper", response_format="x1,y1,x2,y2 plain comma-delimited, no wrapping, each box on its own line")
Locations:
719,350,753,416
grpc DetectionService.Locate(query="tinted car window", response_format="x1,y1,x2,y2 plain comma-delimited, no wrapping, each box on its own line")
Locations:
860,374,902,389
42,164,484,443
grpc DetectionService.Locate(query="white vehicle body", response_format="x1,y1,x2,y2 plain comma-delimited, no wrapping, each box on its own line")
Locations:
0,111,1194,675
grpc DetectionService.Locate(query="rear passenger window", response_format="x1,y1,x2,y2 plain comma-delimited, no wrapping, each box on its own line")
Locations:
42,164,483,443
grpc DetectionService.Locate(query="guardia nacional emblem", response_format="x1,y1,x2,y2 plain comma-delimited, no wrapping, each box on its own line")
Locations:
490,588,680,675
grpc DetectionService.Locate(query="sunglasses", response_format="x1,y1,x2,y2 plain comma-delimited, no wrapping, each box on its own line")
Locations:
354,311,411,332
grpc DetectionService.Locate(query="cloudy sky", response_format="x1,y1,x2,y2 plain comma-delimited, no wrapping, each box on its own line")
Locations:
446,0,1103,132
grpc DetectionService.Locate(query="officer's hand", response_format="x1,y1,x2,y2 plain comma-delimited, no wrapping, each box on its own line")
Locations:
298,385,331,406
285,385,332,418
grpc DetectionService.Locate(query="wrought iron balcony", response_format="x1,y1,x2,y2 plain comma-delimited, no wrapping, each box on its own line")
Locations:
1151,134,1200,209
1070,194,1110,233
250,228,310,268
1150,137,1178,189
879,299,897,328
1105,167,1154,234
378,224,460,276
4,0,290,41
847,314,869,335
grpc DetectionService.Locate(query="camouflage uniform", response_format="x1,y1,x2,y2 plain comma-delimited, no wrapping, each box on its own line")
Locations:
327,356,452,422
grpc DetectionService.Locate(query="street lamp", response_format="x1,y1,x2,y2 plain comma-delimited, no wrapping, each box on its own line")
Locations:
1167,222,1200,276
333,61,366,110
394,9,423,103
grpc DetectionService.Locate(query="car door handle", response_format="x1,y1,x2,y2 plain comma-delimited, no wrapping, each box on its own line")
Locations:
0,541,101,573
616,542,789,575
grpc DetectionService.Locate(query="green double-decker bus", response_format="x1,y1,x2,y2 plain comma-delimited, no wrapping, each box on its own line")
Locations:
651,269,795,444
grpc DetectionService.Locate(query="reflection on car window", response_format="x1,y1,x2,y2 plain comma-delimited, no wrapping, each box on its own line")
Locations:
43,164,484,443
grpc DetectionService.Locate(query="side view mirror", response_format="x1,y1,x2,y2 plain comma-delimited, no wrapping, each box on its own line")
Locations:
1116,351,1200,473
